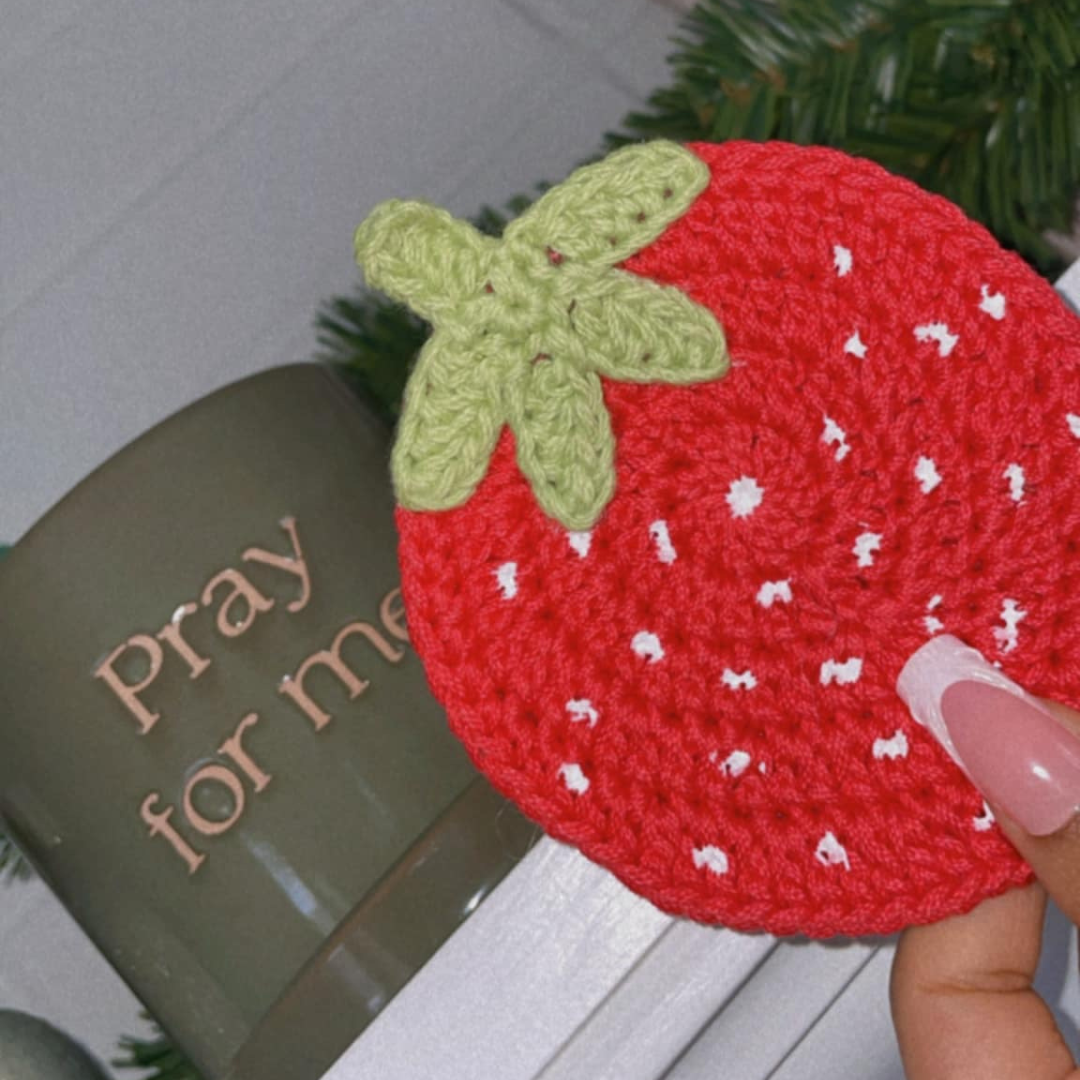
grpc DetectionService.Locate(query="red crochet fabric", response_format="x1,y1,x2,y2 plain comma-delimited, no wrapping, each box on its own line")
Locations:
396,141,1080,937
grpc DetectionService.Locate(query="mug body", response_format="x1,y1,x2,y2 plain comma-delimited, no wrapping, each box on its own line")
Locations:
0,364,536,1079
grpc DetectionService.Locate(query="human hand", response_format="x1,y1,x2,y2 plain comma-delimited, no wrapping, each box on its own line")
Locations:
890,635,1080,1078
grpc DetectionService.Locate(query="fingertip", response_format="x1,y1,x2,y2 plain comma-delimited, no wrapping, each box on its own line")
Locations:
898,636,1080,839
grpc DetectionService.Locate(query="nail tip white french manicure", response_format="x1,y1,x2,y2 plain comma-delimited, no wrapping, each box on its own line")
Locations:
896,634,1030,778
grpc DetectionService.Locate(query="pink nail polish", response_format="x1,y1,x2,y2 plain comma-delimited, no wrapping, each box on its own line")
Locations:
897,635,1080,836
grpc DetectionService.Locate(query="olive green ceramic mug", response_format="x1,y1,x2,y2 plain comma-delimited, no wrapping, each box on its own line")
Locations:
0,364,538,1080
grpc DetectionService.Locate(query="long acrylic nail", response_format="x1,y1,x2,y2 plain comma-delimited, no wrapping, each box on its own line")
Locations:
897,634,1080,836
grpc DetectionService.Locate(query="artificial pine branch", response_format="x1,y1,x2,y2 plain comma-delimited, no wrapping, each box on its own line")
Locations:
618,0,1080,273
113,1014,204,1080
314,295,427,427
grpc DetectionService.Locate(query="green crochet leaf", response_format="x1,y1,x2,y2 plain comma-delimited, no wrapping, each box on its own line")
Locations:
355,201,496,323
392,333,505,512
354,140,728,530
573,271,729,383
505,357,615,531
504,141,710,267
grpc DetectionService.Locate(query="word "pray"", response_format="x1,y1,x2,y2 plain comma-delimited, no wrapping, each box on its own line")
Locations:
93,517,311,733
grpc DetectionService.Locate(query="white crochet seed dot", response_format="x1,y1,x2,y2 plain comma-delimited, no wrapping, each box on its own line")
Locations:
993,598,1026,654
914,322,959,357
714,749,752,777
822,415,850,461
915,455,942,494
649,520,677,564
925,595,945,634
1004,462,1026,503
844,330,867,359
815,832,851,871
873,730,909,761
566,698,599,727
567,530,592,558
721,668,757,691
820,657,863,686
757,579,793,607
559,763,590,795
692,845,730,876
833,244,853,277
727,476,764,519
1068,413,1080,439
853,531,882,568
495,562,518,599
973,801,996,832
632,630,665,663
979,285,1006,320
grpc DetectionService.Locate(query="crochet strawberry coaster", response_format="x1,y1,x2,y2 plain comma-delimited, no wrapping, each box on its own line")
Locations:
354,140,1080,937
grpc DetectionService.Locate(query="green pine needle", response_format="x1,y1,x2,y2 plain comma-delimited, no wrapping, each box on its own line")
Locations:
113,1014,205,1080
472,190,539,237
314,293,427,426
0,834,34,884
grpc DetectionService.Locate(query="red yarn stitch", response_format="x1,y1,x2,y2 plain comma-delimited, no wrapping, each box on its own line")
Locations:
396,141,1080,937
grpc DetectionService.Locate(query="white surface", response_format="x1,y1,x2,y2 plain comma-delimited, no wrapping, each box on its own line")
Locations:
0,0,678,1072
322,832,1079,1080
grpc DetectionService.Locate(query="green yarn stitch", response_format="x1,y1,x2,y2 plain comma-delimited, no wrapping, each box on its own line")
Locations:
354,140,729,530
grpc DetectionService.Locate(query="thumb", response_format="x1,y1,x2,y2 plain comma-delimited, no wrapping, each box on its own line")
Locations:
899,634,1080,923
